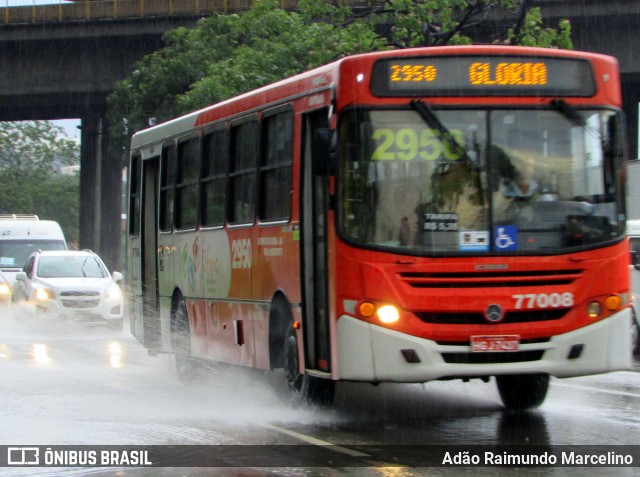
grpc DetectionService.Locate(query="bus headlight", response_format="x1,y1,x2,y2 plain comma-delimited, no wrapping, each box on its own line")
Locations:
587,301,601,318
377,305,400,324
357,301,401,324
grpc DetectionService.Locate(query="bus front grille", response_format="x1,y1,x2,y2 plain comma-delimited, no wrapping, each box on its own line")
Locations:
416,308,568,325
399,269,582,288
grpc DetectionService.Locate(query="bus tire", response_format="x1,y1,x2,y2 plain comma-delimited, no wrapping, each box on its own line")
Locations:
173,298,201,383
283,327,334,406
495,373,549,410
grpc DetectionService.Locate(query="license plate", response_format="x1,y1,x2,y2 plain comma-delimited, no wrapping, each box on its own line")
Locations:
470,335,520,352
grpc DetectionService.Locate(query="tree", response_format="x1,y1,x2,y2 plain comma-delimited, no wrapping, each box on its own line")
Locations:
0,121,80,244
107,0,572,149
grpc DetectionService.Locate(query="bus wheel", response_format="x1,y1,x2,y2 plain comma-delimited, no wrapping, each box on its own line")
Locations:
173,298,200,383
495,374,549,410
283,328,334,406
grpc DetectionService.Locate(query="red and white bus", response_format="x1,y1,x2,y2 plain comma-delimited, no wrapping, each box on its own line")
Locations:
127,45,632,410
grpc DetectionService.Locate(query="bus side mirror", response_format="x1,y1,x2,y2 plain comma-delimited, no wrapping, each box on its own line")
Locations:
605,114,624,158
312,128,336,176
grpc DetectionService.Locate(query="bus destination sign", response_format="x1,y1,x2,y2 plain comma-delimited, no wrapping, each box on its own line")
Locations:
371,56,596,97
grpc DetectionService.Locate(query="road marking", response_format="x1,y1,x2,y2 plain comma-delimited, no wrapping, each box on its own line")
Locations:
261,422,371,458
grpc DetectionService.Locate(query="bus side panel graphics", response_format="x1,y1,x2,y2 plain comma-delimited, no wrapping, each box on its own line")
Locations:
225,228,253,300
174,232,204,299
253,225,301,302
201,230,232,299
200,228,257,368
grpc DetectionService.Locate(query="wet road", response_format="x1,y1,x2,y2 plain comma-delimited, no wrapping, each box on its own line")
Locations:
0,306,639,476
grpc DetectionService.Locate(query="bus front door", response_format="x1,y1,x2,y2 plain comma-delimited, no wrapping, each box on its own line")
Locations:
301,110,332,373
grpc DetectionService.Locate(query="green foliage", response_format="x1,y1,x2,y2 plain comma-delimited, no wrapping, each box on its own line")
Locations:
507,8,573,49
0,121,80,243
107,0,573,148
174,0,388,114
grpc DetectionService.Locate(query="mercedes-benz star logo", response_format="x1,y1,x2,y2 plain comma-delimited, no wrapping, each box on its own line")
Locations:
484,304,505,323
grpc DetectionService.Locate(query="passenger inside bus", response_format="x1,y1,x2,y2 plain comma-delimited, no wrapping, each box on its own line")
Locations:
502,160,540,200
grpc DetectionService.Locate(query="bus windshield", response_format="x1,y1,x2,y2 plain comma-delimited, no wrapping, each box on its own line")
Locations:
338,107,625,254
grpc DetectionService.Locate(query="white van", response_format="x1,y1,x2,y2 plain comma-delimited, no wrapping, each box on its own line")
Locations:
0,215,67,291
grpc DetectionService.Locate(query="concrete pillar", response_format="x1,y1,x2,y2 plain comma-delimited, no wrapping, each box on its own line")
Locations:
79,115,122,272
79,115,101,252
99,123,123,272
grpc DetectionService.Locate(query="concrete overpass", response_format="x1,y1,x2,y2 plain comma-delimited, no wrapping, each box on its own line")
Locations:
0,0,638,270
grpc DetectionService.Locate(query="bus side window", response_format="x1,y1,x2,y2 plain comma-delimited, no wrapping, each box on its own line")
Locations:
159,144,176,232
201,128,229,227
260,110,293,222
229,119,258,225
176,137,200,230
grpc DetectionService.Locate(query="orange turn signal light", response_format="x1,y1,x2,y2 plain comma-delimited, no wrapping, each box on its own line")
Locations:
359,301,376,317
604,295,622,311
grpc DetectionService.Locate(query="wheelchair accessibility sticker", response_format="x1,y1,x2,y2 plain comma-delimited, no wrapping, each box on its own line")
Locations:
494,226,518,251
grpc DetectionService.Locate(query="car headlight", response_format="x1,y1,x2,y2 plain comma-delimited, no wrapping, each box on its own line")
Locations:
0,283,10,296
106,285,122,300
35,287,55,301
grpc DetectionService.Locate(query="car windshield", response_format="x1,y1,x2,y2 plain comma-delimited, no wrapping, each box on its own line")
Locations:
338,107,625,255
37,256,107,279
0,240,66,268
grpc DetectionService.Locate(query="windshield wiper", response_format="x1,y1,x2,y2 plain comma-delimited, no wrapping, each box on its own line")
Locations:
550,99,586,127
410,99,484,206
410,99,472,164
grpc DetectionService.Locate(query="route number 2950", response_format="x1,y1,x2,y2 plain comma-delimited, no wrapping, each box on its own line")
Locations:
513,293,574,309
231,238,252,269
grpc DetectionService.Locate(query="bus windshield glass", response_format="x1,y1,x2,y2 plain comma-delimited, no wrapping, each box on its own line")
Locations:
338,107,624,254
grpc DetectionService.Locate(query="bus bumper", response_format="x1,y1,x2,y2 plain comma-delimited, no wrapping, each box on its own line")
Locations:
336,309,633,382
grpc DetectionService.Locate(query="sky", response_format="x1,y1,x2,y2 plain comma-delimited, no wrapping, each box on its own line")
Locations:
52,118,81,141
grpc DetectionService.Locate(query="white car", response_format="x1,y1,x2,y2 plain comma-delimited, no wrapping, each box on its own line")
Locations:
12,249,124,328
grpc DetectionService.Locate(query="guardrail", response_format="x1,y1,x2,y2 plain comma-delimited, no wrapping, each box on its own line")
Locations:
0,0,309,25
